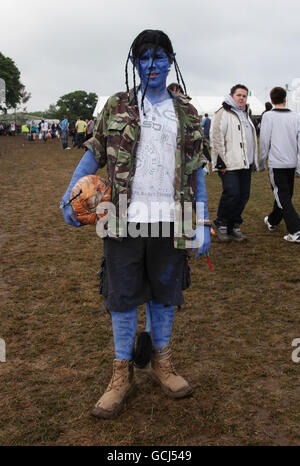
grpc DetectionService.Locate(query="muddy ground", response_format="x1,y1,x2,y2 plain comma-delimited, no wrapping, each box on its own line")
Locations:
0,135,299,445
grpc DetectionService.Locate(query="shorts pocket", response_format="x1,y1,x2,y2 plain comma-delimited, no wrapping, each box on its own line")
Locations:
98,256,108,297
182,251,191,290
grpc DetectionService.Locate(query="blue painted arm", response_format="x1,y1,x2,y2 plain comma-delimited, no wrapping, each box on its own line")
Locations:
61,149,100,227
192,167,211,257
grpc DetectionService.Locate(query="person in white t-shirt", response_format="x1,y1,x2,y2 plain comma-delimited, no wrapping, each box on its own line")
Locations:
41,120,49,142
10,120,16,136
259,86,300,243
61,29,211,419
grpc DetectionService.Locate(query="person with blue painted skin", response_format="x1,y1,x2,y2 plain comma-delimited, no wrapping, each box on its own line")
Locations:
60,29,210,419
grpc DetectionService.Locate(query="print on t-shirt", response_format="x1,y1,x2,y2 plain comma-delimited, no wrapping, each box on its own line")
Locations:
128,94,177,223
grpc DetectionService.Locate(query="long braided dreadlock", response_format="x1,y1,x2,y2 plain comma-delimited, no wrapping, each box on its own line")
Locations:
125,30,187,114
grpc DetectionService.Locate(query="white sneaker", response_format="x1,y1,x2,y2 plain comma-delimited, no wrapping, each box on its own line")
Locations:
283,231,300,243
65,147,71,150
264,216,276,231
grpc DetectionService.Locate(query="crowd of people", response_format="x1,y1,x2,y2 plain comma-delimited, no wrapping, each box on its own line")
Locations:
58,116,96,150
18,117,96,148
0,120,20,136
21,120,60,141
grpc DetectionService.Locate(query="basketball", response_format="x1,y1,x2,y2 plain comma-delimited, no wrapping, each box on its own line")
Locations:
70,175,111,225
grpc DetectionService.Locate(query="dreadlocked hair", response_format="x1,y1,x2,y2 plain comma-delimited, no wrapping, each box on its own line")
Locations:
173,58,187,96
124,29,187,115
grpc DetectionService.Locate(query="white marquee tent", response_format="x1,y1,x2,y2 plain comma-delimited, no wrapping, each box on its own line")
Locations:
93,94,265,118
93,96,110,117
190,95,265,117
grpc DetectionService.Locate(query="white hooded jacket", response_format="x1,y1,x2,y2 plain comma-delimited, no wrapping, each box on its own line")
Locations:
210,96,258,171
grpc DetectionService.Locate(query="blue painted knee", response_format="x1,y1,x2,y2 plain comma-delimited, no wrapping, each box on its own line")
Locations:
111,308,138,360
148,301,175,351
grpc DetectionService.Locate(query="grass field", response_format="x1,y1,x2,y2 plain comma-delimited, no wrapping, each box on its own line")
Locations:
0,135,299,446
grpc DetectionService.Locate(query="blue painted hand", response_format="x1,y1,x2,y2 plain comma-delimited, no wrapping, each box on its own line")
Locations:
61,149,99,227
62,203,82,227
193,167,211,257
192,224,211,258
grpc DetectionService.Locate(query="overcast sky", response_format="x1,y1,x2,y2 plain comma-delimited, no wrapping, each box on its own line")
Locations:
1,0,299,111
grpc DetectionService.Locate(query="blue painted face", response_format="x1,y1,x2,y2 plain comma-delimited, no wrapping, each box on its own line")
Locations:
136,48,171,90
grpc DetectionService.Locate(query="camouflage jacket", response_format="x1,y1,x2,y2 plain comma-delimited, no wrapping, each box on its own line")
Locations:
84,89,209,248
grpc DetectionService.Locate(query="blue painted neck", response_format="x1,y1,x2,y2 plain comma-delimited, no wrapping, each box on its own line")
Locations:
140,84,171,105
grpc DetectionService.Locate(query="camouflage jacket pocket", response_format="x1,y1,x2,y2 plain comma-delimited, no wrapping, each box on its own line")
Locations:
107,118,128,133
107,118,129,193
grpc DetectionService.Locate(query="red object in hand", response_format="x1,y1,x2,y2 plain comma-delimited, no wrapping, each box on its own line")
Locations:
206,252,213,271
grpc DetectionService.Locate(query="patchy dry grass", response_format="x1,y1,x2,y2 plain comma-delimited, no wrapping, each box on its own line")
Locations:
0,135,299,446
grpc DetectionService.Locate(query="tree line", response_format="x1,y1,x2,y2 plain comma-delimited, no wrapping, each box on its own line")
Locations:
0,52,98,121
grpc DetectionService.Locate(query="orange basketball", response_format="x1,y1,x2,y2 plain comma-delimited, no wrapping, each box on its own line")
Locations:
70,175,111,225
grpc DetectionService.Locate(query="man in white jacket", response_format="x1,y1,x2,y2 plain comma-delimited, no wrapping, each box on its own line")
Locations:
210,84,258,242
259,86,300,243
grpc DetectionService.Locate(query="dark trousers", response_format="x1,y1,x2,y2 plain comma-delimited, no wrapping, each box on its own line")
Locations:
72,132,78,147
77,132,85,148
61,131,68,149
268,168,300,234
215,167,252,230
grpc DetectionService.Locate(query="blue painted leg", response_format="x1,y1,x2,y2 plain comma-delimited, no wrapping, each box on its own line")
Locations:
148,300,175,351
145,302,152,333
111,309,138,360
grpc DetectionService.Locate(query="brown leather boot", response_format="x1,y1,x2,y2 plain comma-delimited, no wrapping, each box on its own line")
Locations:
149,346,193,398
91,359,136,419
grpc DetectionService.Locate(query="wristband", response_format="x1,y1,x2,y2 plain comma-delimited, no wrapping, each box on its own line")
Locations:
197,219,212,227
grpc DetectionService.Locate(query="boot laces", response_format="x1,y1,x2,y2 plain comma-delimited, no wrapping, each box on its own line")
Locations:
157,348,176,375
107,363,129,392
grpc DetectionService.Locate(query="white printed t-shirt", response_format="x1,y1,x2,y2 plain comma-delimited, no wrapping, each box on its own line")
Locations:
127,92,177,223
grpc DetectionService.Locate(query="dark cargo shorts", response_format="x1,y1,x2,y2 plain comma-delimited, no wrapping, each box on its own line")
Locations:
98,222,191,312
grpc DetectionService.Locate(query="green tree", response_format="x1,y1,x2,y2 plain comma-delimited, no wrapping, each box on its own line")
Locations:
0,52,26,110
27,104,58,119
19,89,32,112
42,103,59,119
55,90,98,121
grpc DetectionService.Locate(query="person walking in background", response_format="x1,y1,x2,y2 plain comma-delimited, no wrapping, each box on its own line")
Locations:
59,115,70,150
9,120,16,136
262,102,273,117
257,102,273,137
86,119,94,141
201,113,211,140
51,122,57,139
30,121,39,141
259,86,300,243
21,123,30,139
167,82,184,94
41,120,48,142
210,84,258,242
75,116,87,148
